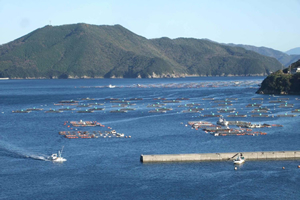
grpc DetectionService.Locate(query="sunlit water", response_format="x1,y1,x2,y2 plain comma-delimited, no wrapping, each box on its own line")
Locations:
1,77,300,200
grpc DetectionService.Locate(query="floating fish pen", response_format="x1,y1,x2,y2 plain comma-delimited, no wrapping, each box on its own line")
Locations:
26,108,43,111
59,100,79,103
112,104,128,107
251,110,268,113
213,100,232,103
163,100,181,103
182,110,200,113
54,103,78,106
157,107,173,111
110,110,127,113
130,98,143,100
202,114,221,117
81,97,95,100
89,103,104,106
88,107,104,111
148,109,167,113
120,108,136,111
192,123,215,129
188,103,201,106
153,98,166,100
269,100,286,103
251,114,269,117
291,109,300,113
110,100,130,103
254,107,270,111
204,127,230,132
216,103,233,107
217,119,251,126
225,98,238,100
12,110,31,113
218,110,235,113
278,98,289,100
246,103,262,107
147,104,163,108
191,108,204,111
60,130,129,139
217,109,236,113
214,131,267,136
70,120,99,127
178,104,194,107
251,98,264,100
176,98,189,100
105,98,119,100
227,114,247,118
59,107,76,111
77,104,92,107
188,121,213,126
277,114,296,117
202,98,214,100
77,109,92,113
278,104,294,108
45,109,63,113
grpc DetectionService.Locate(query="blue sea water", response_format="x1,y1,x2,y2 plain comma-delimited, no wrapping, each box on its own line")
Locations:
0,77,300,200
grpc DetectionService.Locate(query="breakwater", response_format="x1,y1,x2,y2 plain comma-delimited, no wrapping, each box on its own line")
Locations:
140,151,300,163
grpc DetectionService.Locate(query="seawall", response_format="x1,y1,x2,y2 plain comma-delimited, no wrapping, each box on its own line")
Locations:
140,151,300,163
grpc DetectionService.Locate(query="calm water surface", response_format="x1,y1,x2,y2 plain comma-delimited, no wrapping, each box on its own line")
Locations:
0,77,300,200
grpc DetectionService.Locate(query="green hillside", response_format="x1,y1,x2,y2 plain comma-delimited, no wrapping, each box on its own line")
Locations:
0,23,283,79
257,59,300,95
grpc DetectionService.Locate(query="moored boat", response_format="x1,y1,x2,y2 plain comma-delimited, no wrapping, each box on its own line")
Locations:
233,154,245,164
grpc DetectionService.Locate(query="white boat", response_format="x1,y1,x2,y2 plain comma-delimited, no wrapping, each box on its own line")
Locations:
48,146,67,162
233,154,245,164
107,84,116,88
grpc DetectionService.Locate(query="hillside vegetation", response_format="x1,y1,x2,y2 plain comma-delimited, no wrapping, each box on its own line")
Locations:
0,23,282,79
257,59,300,95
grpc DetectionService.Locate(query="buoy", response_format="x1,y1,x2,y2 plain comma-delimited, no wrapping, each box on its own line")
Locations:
298,165,300,168
282,167,285,170
234,166,237,170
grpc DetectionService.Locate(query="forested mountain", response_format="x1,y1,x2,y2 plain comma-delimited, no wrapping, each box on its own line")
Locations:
0,23,282,79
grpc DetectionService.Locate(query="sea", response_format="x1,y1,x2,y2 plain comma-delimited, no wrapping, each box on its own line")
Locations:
1,77,300,200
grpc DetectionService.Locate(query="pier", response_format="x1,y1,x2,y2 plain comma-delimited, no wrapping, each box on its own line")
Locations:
140,151,300,163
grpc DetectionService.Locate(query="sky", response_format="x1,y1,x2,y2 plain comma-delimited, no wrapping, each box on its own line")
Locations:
0,0,299,52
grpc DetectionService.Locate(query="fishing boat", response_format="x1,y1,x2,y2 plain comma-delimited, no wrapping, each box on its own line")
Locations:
233,154,245,164
48,147,66,162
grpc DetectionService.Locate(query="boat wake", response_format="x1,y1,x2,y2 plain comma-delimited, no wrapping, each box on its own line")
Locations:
0,141,48,161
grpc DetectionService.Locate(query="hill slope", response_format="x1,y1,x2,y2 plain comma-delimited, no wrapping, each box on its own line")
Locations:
227,44,300,67
257,59,300,95
0,23,283,79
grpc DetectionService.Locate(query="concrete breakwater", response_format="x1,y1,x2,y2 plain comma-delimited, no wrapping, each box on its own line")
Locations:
141,151,300,163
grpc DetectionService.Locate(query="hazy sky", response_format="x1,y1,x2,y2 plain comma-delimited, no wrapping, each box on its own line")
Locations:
1,0,299,52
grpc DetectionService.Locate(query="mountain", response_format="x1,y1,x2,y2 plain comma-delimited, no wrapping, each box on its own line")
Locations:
227,44,300,67
0,23,283,79
285,47,300,55
256,59,300,95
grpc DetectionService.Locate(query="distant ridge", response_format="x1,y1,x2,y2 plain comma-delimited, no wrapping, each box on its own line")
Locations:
0,23,282,79
227,43,300,67
285,47,300,55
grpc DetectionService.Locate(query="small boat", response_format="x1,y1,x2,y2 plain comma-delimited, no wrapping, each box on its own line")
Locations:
107,84,116,88
48,147,66,162
233,154,245,164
